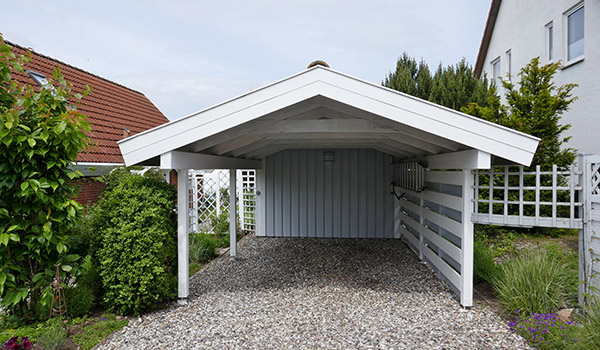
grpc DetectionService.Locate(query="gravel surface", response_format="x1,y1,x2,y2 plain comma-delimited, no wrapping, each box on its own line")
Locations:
97,235,529,349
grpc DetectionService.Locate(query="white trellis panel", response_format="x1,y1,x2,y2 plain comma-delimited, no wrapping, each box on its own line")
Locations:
472,165,583,229
188,169,256,234
579,154,600,305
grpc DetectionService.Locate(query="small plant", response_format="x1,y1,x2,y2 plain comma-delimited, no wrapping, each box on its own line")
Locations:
508,311,580,349
64,285,94,318
36,318,67,350
2,337,31,350
189,233,219,263
473,241,499,284
494,246,571,315
210,212,230,235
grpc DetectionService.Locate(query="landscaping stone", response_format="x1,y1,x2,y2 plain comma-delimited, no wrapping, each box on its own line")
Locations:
96,235,530,349
557,308,574,323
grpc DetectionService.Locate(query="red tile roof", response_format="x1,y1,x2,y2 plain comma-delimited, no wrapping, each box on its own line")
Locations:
7,41,169,163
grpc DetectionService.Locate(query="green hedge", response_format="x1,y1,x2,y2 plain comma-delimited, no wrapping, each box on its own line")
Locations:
90,168,177,315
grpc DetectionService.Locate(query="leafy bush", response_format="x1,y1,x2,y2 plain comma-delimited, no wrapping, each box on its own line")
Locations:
473,241,499,285
494,246,571,315
508,311,580,349
64,285,94,318
189,233,219,263
91,168,177,315
0,36,90,320
36,318,67,350
76,255,102,304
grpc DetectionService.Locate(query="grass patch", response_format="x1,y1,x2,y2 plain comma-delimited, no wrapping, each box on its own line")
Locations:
70,314,128,350
473,241,500,284
495,245,573,315
189,262,204,277
573,298,600,349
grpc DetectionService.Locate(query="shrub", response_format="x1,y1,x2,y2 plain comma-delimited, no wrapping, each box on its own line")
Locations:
473,241,499,284
76,255,102,304
508,311,580,349
92,168,177,315
64,285,94,318
36,318,67,350
494,246,570,315
210,212,229,235
189,233,219,263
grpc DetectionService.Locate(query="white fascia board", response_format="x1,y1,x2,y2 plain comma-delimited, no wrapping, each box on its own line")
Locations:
120,67,539,166
160,151,262,170
423,150,491,170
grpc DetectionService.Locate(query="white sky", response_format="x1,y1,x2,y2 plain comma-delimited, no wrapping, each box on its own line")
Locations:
3,0,491,120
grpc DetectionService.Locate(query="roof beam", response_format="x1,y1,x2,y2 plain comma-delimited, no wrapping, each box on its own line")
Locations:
254,119,392,133
160,151,261,170
422,150,491,170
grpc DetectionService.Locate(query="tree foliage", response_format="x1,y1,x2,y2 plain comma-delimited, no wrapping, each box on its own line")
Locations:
0,36,91,319
383,52,492,111
90,168,177,315
463,57,577,169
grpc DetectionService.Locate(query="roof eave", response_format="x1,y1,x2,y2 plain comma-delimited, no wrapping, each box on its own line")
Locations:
474,0,502,78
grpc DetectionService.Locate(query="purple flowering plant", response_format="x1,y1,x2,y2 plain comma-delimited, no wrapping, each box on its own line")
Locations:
3,336,31,350
508,310,580,349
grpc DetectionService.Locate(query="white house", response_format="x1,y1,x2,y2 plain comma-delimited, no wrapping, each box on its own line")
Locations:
474,0,600,154
118,64,539,307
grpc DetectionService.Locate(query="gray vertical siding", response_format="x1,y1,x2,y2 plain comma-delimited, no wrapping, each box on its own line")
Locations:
264,149,394,238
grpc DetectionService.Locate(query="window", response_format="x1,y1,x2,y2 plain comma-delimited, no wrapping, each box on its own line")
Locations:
506,50,512,79
546,23,554,61
491,57,501,87
26,70,49,87
566,3,584,61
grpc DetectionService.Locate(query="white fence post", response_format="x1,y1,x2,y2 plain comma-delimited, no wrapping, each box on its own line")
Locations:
177,169,190,301
461,169,474,307
229,169,237,257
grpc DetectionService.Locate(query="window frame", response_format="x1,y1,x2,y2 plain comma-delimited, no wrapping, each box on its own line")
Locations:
491,57,501,88
505,50,512,80
546,22,554,62
564,2,585,65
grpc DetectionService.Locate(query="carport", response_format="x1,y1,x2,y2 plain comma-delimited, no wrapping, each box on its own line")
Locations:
117,64,539,307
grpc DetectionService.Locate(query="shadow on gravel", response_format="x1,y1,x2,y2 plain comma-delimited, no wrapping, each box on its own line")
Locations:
190,235,450,298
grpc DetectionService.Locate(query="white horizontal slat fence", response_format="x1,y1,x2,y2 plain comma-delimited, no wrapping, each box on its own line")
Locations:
394,167,473,306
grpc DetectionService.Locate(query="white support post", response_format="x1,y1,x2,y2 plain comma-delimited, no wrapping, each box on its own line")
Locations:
256,159,267,236
460,169,474,307
177,169,190,302
229,169,237,257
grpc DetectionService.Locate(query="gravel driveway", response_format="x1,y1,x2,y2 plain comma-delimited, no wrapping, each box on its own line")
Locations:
97,235,529,349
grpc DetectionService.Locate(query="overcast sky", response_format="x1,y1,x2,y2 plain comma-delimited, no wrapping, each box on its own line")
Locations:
3,0,490,120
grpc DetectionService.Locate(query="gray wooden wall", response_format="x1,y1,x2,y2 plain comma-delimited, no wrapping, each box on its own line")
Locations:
263,149,394,238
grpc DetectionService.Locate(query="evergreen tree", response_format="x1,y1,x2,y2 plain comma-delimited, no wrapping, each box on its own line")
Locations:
462,58,577,169
384,54,491,111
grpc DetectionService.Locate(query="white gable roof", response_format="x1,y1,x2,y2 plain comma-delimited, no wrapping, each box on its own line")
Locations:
118,66,538,166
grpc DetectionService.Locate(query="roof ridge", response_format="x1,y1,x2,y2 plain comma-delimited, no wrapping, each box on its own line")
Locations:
6,40,145,96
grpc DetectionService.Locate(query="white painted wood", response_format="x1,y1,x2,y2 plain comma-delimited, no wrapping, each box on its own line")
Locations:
460,169,474,307
255,119,392,133
229,169,237,257
177,169,189,299
423,150,491,170
422,191,462,212
161,151,261,170
425,171,465,186
471,214,583,229
256,159,266,236
422,244,461,292
119,67,538,167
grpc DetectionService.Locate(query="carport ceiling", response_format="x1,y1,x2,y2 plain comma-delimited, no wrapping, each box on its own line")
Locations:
178,96,467,160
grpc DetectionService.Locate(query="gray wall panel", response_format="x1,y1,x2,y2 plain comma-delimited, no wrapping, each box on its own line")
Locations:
265,148,394,238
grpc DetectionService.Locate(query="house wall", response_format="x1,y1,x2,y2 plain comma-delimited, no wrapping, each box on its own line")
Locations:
262,149,394,238
73,177,107,206
481,0,600,154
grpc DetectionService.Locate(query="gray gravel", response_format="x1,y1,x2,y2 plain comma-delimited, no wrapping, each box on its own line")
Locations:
97,235,529,349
